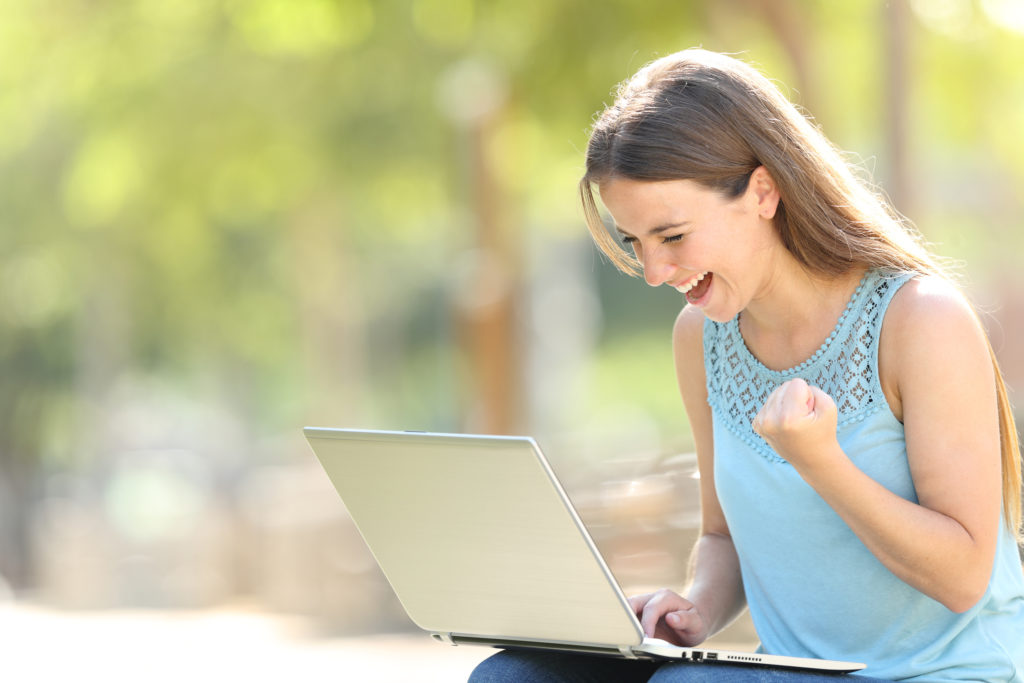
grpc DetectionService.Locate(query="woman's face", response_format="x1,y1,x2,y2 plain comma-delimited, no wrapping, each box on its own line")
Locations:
598,171,780,322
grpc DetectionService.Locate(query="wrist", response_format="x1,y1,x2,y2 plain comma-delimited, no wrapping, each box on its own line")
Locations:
793,442,850,491
682,582,728,635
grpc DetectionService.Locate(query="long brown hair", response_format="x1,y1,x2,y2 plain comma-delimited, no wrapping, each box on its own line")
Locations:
580,49,1022,535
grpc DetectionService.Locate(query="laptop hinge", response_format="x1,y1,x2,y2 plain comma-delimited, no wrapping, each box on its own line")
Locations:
438,633,640,658
431,633,456,646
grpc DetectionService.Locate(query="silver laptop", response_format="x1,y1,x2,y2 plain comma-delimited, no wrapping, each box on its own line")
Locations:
303,427,865,673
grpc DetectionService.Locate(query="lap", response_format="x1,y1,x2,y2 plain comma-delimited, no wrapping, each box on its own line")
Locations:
650,661,892,682
468,650,894,683
467,649,660,683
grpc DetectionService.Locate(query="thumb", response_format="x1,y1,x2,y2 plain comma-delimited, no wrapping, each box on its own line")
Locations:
783,377,814,415
807,385,836,419
665,608,704,643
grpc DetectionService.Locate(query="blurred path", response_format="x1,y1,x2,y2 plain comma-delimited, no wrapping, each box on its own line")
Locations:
0,602,756,681
0,603,490,682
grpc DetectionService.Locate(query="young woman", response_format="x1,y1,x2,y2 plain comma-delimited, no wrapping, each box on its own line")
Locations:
470,49,1024,682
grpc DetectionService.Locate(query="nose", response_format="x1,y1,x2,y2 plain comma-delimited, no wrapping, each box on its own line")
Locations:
642,250,678,288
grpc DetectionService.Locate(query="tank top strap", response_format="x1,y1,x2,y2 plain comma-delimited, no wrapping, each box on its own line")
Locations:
703,269,916,464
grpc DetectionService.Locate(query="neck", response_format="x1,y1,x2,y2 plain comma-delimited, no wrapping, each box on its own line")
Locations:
740,258,866,370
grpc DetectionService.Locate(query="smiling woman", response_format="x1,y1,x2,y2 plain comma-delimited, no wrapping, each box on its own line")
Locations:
470,48,1024,683
578,51,940,283
597,172,782,322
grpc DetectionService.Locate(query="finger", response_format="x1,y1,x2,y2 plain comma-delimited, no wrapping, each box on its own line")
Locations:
781,377,813,413
639,593,692,638
665,610,692,631
751,410,764,436
665,609,699,634
627,593,652,616
807,385,836,419
640,601,666,638
662,605,707,647
752,382,787,435
787,377,810,392
755,379,793,423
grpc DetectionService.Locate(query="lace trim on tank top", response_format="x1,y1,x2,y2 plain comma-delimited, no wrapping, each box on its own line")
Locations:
704,270,913,464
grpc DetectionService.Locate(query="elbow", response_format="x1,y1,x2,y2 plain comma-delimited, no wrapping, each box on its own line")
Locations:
944,597,983,615
938,575,989,614
931,530,997,614
943,590,985,614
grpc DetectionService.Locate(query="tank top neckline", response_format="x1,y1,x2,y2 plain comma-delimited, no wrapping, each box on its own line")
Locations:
729,270,871,379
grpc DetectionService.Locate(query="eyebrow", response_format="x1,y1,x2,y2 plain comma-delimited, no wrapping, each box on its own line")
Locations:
614,221,690,238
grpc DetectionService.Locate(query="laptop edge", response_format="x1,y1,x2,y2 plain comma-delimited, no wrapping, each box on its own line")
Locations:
303,427,865,674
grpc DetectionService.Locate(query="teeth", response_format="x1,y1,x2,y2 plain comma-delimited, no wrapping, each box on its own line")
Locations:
675,272,708,294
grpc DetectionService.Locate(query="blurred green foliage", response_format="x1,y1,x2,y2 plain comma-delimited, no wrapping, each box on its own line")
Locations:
1,0,1023,483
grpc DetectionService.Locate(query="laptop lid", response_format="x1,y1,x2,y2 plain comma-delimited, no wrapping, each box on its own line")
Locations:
304,427,866,673
304,427,644,649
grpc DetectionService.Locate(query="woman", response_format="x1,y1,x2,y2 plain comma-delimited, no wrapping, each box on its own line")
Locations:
470,49,1024,681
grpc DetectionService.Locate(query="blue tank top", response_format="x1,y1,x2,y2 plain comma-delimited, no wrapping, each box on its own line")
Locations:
703,269,1024,681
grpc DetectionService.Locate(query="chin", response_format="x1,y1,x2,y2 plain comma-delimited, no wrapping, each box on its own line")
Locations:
696,306,737,324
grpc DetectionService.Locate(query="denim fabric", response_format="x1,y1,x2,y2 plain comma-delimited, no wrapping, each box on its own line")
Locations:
467,649,659,683
468,650,894,683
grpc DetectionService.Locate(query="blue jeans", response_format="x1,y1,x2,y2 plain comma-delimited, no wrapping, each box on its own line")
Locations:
468,649,894,682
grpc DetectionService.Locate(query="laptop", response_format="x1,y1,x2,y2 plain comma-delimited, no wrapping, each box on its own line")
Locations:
303,427,865,673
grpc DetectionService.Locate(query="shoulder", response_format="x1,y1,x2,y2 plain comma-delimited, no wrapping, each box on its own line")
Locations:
673,303,705,342
881,274,993,410
673,304,706,360
673,305,707,391
884,274,985,348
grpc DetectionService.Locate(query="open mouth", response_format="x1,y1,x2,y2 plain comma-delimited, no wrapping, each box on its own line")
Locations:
675,272,713,304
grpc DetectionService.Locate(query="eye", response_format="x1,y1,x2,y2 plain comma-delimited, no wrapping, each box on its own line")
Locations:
619,234,637,247
662,234,684,244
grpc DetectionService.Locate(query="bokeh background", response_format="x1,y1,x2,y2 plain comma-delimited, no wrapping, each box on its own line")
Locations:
2,0,1023,679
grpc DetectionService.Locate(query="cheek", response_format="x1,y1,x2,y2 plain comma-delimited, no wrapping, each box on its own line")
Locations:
652,242,692,270
627,242,643,262
676,236,705,264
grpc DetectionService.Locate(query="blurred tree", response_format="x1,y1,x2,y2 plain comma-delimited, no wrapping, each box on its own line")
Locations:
0,0,1022,591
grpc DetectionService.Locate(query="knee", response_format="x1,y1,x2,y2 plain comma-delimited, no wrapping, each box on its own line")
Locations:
467,650,569,683
467,650,534,683
647,663,716,683
467,654,500,683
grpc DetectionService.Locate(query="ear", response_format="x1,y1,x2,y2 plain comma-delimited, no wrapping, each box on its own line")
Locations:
749,166,780,220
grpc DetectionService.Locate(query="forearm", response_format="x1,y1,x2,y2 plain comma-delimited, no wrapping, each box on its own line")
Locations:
684,531,747,636
798,447,995,613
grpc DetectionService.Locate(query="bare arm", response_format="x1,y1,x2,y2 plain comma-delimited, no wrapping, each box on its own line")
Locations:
753,277,1002,613
630,305,746,644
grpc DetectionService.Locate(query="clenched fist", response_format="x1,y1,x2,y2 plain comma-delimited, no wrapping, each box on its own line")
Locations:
752,377,842,472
